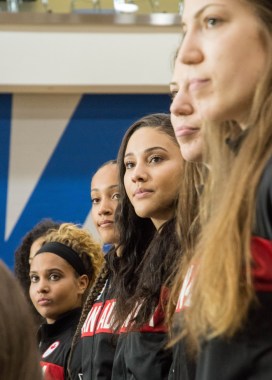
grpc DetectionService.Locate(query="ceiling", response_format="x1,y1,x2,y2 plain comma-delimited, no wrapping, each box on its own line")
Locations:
5,0,182,14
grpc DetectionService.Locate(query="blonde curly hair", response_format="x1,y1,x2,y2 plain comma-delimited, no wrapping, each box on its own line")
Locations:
43,223,104,290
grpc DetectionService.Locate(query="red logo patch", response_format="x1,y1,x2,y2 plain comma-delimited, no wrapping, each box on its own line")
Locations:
42,341,60,358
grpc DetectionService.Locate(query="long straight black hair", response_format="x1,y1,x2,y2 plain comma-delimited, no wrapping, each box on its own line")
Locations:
110,113,183,329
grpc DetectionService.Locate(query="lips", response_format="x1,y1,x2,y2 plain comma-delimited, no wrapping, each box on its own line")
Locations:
99,220,114,228
133,188,153,198
37,298,51,306
174,126,200,138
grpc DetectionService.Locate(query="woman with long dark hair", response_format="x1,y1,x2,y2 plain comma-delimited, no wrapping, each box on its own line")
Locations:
110,113,184,379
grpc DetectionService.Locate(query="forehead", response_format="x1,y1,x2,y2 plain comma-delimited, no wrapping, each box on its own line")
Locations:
182,0,239,21
127,126,169,148
91,164,118,190
30,252,71,271
126,127,174,152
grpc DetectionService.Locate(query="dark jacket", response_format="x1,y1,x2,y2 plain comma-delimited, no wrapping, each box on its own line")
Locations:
196,155,272,380
111,287,173,380
39,308,82,380
81,276,118,380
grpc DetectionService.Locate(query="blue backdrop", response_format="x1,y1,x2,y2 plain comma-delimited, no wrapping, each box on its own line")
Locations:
0,93,170,269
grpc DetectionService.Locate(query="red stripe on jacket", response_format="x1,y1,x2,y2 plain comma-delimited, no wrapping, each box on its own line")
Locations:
252,236,272,291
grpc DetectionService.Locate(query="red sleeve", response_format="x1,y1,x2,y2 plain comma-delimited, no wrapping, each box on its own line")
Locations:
40,361,65,380
252,236,272,291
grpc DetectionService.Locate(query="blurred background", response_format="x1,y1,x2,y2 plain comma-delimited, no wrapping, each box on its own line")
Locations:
0,0,182,269
0,0,183,14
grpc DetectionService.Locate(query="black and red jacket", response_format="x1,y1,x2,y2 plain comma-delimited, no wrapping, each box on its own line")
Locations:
195,155,272,380
168,261,196,380
81,276,118,380
111,287,173,380
39,308,82,380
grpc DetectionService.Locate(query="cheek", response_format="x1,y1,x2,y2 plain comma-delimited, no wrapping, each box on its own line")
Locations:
91,208,97,221
168,168,182,193
124,176,131,197
170,113,177,128
29,285,35,301
70,284,81,299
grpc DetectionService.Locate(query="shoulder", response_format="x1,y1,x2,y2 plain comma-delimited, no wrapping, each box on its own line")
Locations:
258,155,272,206
260,155,272,185
254,155,272,239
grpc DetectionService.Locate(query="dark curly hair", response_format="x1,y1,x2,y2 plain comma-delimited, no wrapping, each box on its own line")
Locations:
14,219,61,323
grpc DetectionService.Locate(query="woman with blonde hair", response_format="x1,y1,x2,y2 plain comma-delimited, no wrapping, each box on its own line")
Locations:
175,0,272,378
168,47,204,380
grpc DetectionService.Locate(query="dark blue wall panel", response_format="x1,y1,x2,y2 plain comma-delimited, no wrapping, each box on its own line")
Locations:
0,93,170,269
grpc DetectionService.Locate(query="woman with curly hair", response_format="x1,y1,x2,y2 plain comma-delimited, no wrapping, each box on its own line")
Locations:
14,219,60,324
29,222,104,380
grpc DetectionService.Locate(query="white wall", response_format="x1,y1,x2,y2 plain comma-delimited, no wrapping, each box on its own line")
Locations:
0,26,181,91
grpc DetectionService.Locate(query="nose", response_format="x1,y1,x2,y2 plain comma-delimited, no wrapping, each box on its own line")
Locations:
170,89,194,117
178,30,203,65
131,163,148,183
37,279,49,294
98,198,112,216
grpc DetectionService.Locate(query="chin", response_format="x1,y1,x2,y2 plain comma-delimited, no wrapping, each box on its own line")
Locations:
182,151,202,162
180,144,203,163
134,209,149,219
101,235,115,245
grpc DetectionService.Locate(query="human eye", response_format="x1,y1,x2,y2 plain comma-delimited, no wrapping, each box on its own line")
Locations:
112,192,120,200
49,273,61,281
124,160,135,170
149,155,163,164
203,16,222,29
30,274,39,283
91,197,100,205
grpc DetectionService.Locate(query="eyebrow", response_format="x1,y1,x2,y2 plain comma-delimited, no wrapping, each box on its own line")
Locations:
29,268,64,274
91,184,119,192
181,3,225,27
124,146,168,158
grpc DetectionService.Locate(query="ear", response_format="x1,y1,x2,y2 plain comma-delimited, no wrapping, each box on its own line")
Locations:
77,274,89,295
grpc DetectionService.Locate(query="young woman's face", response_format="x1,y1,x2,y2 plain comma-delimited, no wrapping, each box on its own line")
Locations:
91,164,120,245
124,127,183,230
179,0,267,126
170,57,203,162
29,253,86,324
